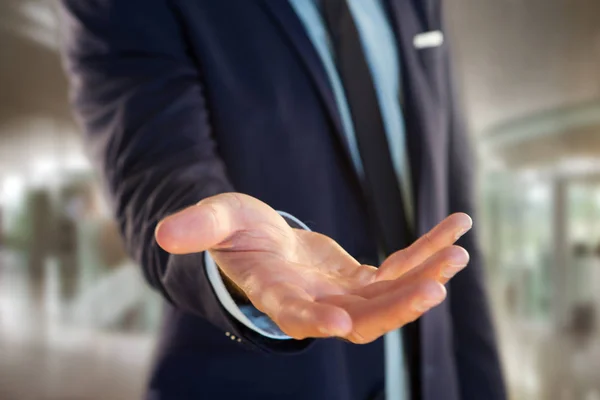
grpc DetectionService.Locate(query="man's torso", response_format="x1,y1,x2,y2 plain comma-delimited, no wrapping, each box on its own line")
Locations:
148,2,458,400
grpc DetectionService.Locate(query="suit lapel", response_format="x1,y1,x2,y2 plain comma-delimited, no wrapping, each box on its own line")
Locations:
387,4,450,399
259,0,358,176
386,0,444,235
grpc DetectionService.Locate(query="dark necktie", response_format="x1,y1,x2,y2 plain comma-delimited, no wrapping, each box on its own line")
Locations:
321,3,422,398
321,0,413,256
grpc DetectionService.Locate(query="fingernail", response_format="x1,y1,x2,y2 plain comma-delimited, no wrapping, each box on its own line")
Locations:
442,248,469,278
157,214,187,239
455,225,472,241
455,229,467,241
413,282,446,312
453,215,473,241
442,264,465,278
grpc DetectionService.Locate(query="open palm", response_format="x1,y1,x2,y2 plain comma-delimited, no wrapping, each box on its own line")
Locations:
156,193,471,343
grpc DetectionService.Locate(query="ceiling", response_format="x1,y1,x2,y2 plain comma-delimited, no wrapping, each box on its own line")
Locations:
0,0,72,124
447,0,600,135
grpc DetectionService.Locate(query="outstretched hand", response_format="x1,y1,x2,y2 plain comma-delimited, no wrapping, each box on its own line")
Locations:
155,193,471,344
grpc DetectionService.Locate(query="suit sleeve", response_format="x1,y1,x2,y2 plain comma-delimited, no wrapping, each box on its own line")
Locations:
58,0,310,353
443,40,508,400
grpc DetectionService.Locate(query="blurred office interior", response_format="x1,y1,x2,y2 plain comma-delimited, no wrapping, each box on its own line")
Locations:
0,0,599,399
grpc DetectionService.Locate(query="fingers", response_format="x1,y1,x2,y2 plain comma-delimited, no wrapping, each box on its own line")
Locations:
276,298,353,339
321,280,446,344
253,282,352,340
262,243,465,343
324,245,466,344
357,246,469,300
348,281,446,344
155,192,282,254
155,195,234,254
400,245,469,285
376,213,472,281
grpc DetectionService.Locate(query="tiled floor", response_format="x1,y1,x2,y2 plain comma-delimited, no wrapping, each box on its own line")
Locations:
0,251,158,400
0,328,154,400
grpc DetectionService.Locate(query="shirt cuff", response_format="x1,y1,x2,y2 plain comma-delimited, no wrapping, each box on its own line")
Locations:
204,211,311,340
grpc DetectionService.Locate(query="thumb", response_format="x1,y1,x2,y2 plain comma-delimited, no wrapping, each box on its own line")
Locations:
155,193,273,254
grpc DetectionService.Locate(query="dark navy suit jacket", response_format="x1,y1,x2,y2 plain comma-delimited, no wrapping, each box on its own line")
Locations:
59,1,507,399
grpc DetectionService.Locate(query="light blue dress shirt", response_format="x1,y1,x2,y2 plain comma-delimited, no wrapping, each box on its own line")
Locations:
206,1,413,398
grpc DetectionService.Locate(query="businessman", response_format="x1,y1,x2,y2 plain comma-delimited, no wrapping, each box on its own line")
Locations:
60,0,506,399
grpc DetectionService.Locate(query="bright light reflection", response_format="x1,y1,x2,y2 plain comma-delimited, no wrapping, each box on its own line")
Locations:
0,174,25,209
